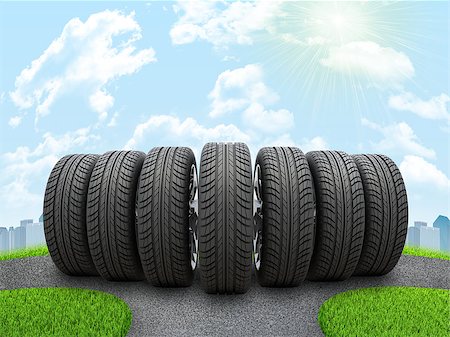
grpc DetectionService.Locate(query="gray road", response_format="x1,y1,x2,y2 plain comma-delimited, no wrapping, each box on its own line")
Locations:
0,255,448,336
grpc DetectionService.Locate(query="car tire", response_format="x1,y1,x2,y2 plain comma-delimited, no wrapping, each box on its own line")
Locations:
136,147,198,287
86,151,145,281
198,142,253,294
306,151,365,281
254,147,316,287
352,154,408,276
43,154,99,276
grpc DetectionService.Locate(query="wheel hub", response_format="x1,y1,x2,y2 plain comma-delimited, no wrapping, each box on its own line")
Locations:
253,164,263,271
188,164,199,271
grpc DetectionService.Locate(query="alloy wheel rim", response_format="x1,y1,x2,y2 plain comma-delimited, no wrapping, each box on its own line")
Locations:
253,164,263,271
188,164,199,271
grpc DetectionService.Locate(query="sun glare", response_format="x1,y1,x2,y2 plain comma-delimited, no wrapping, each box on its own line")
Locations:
331,14,344,29
257,1,426,116
309,3,370,45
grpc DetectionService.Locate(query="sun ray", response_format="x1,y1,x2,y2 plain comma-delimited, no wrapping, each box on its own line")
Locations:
250,0,445,124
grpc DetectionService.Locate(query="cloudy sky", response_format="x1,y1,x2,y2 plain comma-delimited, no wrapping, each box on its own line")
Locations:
0,1,448,228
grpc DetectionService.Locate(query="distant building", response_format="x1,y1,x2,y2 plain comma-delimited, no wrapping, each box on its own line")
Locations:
407,221,430,249
13,226,26,250
20,219,33,228
406,226,420,247
26,222,45,247
433,215,450,252
414,221,427,228
1,217,47,252
39,214,44,224
0,227,9,252
8,227,14,250
420,226,440,250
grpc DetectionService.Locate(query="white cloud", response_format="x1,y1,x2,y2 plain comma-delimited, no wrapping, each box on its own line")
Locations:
389,92,450,121
306,36,327,46
107,111,119,127
222,55,240,62
361,118,435,159
321,41,414,86
243,103,294,134
209,64,293,134
266,134,328,153
400,155,450,190
124,115,250,150
124,114,327,169
170,1,282,47
3,128,97,165
0,128,99,226
299,136,329,153
9,10,156,123
262,133,297,147
89,90,115,121
8,116,22,128
247,133,328,161
281,33,328,46
209,64,277,117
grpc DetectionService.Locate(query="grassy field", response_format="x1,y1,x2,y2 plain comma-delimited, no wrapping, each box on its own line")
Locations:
0,287,131,337
0,245,48,261
403,245,450,261
319,286,450,337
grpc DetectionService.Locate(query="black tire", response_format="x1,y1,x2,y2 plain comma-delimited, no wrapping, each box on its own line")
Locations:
198,142,253,294
43,154,98,276
136,147,197,287
255,147,316,287
352,154,408,276
306,151,365,281
86,151,145,281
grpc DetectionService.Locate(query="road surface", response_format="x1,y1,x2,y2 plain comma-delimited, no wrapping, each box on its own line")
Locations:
1,254,448,336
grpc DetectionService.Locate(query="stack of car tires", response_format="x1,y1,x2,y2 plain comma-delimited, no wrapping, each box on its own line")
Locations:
43,143,408,294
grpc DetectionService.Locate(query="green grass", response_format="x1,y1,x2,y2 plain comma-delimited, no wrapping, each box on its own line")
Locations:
403,245,450,261
0,245,49,261
318,286,450,337
0,288,132,337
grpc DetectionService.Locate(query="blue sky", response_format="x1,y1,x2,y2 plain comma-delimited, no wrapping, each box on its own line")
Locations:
0,1,448,228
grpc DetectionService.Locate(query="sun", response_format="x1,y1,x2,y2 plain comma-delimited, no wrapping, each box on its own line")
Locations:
256,1,424,115
331,14,345,29
308,2,371,45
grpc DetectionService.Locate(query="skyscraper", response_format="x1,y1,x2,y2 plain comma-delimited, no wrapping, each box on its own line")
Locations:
419,226,440,250
0,227,9,252
13,226,26,250
20,219,33,228
414,221,427,228
8,227,14,250
406,226,420,247
433,215,450,252
26,222,46,247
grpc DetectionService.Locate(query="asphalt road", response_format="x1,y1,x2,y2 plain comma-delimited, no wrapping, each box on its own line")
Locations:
0,255,449,336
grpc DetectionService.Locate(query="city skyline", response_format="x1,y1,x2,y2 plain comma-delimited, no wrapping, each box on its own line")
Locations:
1,213,449,253
0,215,46,252
2,212,449,230
406,215,450,252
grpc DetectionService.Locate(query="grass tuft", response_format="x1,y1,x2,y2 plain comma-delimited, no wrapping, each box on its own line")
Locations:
318,286,450,337
0,245,49,261
0,287,131,337
403,245,450,261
